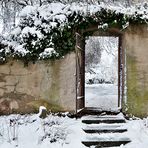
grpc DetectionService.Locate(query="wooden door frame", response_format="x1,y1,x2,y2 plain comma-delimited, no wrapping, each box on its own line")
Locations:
75,32,85,113
118,35,124,108
75,28,124,113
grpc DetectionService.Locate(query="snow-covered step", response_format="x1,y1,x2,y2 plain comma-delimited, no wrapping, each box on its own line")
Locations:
82,137,131,147
82,116,126,124
81,112,130,147
83,125,127,133
82,123,127,133
83,123,126,129
82,113,125,119
78,107,121,116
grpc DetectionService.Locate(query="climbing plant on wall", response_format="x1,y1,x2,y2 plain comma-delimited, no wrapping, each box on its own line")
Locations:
0,2,147,63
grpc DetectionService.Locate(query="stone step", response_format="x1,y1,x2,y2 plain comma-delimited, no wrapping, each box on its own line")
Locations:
81,112,130,147
82,117,126,124
77,107,121,117
82,137,131,147
83,128,127,133
83,124,127,133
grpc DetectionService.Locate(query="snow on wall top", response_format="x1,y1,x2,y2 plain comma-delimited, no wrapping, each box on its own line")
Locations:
0,2,148,62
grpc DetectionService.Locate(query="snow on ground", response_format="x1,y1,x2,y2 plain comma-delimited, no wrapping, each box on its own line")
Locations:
0,114,85,148
0,113,148,148
124,118,148,148
85,84,118,110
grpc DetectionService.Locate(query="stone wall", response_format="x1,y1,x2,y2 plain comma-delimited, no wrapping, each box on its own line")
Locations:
0,52,76,114
124,25,148,117
1,24,148,117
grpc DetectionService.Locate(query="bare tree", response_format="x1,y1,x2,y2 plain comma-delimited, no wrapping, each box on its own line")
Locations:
85,37,102,68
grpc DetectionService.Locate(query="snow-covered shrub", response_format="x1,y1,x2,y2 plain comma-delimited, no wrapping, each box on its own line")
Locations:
0,114,70,147
0,115,20,147
35,114,68,144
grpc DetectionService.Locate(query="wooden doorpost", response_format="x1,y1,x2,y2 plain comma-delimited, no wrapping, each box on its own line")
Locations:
75,32,85,113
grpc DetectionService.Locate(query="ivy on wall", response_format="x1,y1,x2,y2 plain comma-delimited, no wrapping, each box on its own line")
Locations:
0,3,147,64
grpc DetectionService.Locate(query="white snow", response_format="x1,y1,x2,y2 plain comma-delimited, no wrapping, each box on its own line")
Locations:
39,48,59,59
0,23,3,34
19,6,37,17
85,84,118,110
38,106,47,117
21,26,43,39
98,23,108,29
11,27,21,37
0,114,84,148
14,45,29,56
0,114,148,148
124,119,148,148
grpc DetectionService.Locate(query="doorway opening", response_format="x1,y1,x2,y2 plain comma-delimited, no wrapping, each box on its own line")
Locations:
75,32,124,113
85,36,119,110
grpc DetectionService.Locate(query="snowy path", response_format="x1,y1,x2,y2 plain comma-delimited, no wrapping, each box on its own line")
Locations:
85,84,118,110
82,113,131,147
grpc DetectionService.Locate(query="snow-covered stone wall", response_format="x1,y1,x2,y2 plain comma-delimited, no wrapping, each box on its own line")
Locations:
0,52,76,114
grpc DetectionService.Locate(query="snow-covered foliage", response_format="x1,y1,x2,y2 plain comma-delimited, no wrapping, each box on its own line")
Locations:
0,113,148,148
0,2,148,62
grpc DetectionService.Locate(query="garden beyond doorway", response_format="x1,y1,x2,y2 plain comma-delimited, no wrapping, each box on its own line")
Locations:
85,36,119,110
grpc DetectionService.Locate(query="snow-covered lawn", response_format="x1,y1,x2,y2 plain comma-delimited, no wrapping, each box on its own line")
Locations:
0,114,84,148
0,113,148,148
85,84,118,110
